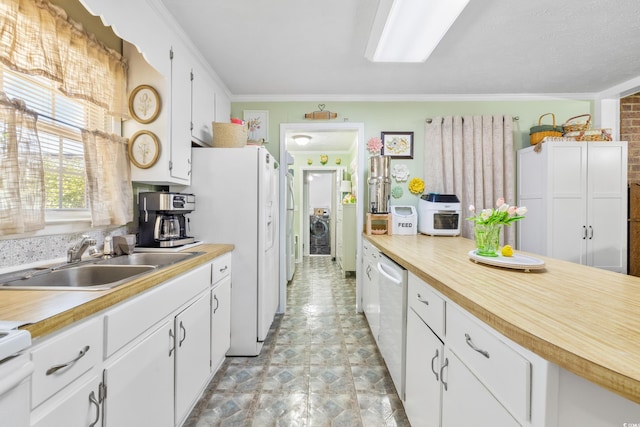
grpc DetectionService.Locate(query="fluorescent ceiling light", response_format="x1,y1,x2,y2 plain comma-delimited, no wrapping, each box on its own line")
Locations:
293,135,311,146
365,0,470,63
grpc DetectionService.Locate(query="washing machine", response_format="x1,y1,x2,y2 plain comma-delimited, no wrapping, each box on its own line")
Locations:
310,214,330,255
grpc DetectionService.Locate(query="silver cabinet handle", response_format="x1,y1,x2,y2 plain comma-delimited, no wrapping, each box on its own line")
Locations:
46,345,90,375
582,225,587,239
366,265,371,280
179,321,187,347
169,328,175,357
416,293,429,305
440,357,449,391
88,390,100,427
430,349,439,381
465,333,490,358
588,225,594,239
213,294,220,314
219,265,228,273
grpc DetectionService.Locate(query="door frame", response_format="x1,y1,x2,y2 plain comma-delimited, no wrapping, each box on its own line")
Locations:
279,122,365,314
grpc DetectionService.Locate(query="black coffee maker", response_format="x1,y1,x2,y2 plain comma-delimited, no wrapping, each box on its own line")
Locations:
138,192,196,248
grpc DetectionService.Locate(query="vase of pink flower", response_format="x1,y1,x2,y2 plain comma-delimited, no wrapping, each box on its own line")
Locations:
467,198,527,257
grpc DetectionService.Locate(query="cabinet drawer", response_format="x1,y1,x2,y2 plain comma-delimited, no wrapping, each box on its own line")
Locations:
446,303,531,422
105,262,210,358
407,272,445,338
211,253,231,284
31,316,102,409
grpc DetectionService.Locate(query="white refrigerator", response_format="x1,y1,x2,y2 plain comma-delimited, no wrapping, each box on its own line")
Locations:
186,146,279,356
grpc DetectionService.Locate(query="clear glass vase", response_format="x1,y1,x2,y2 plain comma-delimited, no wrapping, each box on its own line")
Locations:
474,223,502,257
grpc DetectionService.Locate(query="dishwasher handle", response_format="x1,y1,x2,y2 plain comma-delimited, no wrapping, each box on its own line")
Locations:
377,260,403,285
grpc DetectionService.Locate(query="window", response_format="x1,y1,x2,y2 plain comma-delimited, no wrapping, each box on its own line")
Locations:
0,65,113,218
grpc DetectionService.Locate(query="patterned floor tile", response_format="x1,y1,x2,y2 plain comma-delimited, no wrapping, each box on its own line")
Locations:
185,256,408,427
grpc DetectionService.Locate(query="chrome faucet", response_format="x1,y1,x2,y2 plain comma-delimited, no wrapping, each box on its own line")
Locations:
67,235,97,263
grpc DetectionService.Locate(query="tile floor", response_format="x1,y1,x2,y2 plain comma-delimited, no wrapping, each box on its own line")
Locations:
184,255,410,426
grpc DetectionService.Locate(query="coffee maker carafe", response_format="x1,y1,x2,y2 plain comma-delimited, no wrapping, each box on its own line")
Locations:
138,192,196,248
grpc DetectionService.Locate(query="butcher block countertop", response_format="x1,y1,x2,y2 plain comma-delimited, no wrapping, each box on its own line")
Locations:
366,234,640,405
0,243,233,341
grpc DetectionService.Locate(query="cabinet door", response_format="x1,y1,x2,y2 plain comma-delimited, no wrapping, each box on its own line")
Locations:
404,308,443,427
548,143,588,264
211,276,231,372
175,292,212,425
441,348,520,427
103,320,174,427
169,47,192,183
191,69,215,146
31,375,102,427
586,142,628,272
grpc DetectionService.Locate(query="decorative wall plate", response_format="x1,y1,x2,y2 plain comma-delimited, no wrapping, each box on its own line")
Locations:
128,130,160,169
129,85,160,124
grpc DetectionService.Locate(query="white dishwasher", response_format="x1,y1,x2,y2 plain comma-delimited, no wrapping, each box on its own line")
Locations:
377,254,408,399
0,328,33,427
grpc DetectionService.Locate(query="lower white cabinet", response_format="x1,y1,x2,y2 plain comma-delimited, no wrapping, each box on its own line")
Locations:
361,240,380,343
103,319,175,427
441,348,519,427
211,275,231,372
404,308,443,427
29,253,233,427
175,292,212,426
31,374,102,427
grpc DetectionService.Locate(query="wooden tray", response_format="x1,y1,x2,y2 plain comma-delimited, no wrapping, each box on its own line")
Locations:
468,250,545,272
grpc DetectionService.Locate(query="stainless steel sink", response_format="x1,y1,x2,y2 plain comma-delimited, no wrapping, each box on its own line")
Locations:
97,252,201,267
0,251,204,291
0,265,155,291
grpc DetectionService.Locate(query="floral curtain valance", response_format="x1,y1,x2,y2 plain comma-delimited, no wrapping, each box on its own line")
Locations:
0,0,128,117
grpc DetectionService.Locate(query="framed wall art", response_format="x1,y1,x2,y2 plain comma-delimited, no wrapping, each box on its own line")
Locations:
381,131,414,159
129,85,160,124
128,130,160,169
243,110,269,142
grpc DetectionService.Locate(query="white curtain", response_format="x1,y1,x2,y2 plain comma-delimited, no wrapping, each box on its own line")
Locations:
424,115,516,245
82,130,133,227
0,92,45,235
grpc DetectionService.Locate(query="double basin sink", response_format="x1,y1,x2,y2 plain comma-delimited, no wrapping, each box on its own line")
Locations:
0,252,203,291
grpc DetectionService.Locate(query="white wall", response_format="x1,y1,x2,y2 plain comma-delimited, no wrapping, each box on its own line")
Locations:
308,172,333,214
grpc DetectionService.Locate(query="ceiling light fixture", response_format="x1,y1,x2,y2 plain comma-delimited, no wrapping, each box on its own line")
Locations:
365,0,470,63
293,135,311,146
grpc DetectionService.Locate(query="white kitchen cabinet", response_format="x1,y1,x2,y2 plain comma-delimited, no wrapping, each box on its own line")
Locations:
337,203,357,277
103,319,175,427
517,141,628,272
404,308,444,427
440,348,520,427
211,275,231,373
361,239,380,344
175,292,212,426
191,66,215,146
31,375,102,427
169,46,193,183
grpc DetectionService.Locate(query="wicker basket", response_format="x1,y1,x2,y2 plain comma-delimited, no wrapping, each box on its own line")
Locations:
562,114,592,133
563,128,612,142
212,122,247,147
529,113,564,145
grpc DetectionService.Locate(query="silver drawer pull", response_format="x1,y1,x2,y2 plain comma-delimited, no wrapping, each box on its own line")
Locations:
219,265,228,273
440,357,449,391
430,349,439,381
465,333,490,358
416,293,429,305
46,345,90,375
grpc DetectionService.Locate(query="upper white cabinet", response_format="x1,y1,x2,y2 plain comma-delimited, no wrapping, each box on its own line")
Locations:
79,0,230,185
517,141,628,272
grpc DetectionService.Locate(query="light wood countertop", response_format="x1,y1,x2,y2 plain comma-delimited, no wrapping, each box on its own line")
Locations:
0,244,233,341
366,234,640,405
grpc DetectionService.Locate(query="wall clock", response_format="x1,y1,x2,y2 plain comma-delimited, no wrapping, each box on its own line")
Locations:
128,130,160,169
129,84,160,124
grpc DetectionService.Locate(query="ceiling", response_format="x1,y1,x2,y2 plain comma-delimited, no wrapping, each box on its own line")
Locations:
160,0,640,98
158,0,640,151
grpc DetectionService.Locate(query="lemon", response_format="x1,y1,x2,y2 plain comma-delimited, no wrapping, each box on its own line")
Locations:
501,245,514,257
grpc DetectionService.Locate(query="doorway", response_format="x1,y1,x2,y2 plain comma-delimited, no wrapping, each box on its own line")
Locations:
278,122,366,313
303,168,338,257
